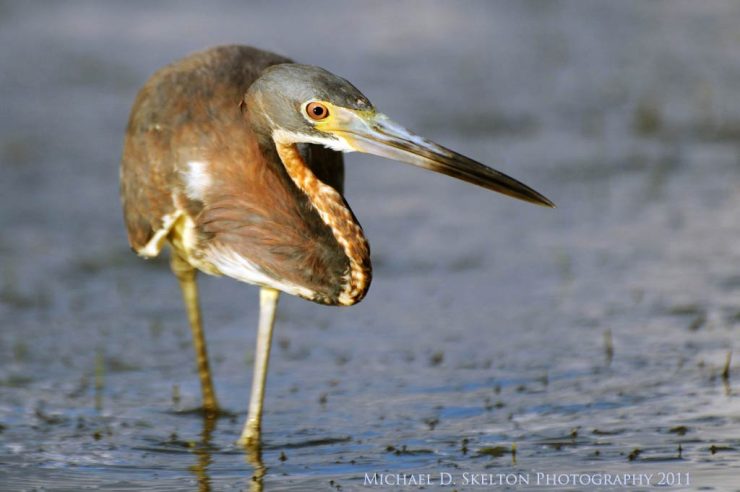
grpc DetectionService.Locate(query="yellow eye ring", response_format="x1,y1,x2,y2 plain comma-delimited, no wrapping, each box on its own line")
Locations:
306,102,329,120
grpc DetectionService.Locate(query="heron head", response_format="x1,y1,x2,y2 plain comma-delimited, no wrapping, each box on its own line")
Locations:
244,63,554,208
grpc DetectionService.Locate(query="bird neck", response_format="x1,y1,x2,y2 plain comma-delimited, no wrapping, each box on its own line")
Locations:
275,142,371,305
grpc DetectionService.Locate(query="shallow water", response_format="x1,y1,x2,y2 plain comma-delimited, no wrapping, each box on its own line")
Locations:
1,1,739,490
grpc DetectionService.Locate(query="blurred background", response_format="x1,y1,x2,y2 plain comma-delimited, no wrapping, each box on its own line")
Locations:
1,1,739,490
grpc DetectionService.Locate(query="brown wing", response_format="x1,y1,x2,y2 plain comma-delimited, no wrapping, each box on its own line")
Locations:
192,122,351,303
120,45,353,302
120,45,293,254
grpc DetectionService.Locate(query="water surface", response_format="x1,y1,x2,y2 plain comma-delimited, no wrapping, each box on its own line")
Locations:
1,1,739,490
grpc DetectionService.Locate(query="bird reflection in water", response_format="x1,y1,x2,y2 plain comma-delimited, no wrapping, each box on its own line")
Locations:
188,413,217,492
187,412,266,492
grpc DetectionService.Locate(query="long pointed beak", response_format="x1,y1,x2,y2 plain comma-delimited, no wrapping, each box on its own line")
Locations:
327,108,554,207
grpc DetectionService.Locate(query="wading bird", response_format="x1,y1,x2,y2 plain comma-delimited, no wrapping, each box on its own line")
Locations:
120,45,553,448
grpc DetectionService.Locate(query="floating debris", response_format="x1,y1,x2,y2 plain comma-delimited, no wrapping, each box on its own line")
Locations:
722,351,731,383
429,351,444,367
34,406,66,426
709,445,735,454
688,314,706,332
669,426,688,436
386,445,433,456
476,446,508,458
604,329,614,365
94,349,105,412
171,384,181,407
633,97,662,136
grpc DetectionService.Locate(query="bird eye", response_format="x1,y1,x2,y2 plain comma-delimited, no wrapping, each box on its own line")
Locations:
306,102,329,120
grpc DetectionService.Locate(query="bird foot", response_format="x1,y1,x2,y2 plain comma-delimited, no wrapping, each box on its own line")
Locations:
238,422,262,450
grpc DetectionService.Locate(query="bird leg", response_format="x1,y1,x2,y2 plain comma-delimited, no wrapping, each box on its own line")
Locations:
171,253,219,414
238,287,280,448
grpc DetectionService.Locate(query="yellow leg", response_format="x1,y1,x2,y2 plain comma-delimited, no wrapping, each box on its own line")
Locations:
171,254,219,413
238,287,280,448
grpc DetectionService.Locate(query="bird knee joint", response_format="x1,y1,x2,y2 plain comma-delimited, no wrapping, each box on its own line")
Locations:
170,255,196,281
